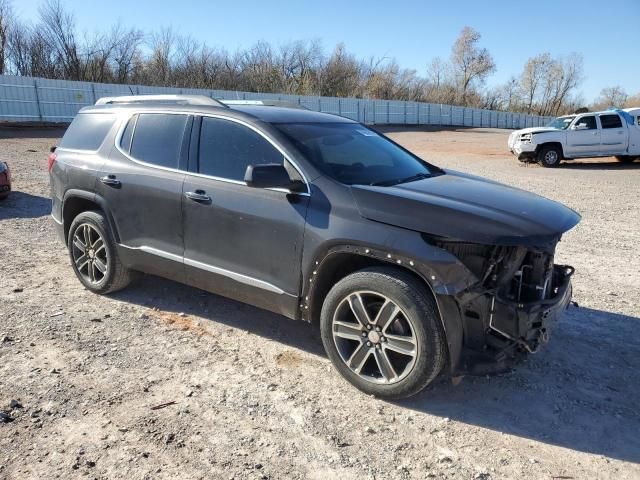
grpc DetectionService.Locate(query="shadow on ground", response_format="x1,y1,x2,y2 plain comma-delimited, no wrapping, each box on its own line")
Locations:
0,191,51,219
561,160,640,170
404,306,640,463
112,275,640,463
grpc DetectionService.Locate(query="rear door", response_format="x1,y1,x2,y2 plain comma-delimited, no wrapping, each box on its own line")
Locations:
565,115,600,156
182,115,309,317
97,112,192,281
599,113,628,154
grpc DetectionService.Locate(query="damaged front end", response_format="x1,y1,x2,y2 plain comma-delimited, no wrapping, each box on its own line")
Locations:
431,238,574,374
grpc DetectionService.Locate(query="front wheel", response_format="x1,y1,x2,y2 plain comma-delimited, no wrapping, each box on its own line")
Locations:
320,267,447,400
537,145,562,168
68,210,135,294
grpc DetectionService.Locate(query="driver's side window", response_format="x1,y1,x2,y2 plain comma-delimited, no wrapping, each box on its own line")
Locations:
198,117,283,181
575,116,597,130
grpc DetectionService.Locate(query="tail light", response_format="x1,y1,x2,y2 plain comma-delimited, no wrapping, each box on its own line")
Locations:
48,147,57,172
47,153,57,171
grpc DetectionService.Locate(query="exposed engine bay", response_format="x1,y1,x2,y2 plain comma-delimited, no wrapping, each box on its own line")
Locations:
430,238,574,373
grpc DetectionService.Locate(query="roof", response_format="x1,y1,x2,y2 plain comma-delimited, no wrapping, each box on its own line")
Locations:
229,105,354,123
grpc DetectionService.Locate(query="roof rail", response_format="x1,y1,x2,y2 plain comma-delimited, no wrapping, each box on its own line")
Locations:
95,94,226,108
221,99,309,110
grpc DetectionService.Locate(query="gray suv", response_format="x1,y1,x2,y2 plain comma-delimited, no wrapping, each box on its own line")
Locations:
49,95,579,399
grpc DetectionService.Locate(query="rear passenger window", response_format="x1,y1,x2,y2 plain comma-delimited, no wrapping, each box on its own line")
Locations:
129,114,189,168
198,117,283,181
600,114,622,129
59,113,115,151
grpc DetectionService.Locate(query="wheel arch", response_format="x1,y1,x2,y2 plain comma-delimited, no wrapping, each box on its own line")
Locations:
303,246,464,373
536,141,565,159
62,190,120,245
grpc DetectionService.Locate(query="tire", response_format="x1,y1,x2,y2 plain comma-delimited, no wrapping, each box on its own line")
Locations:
320,266,446,400
615,155,636,163
68,210,134,294
537,145,562,168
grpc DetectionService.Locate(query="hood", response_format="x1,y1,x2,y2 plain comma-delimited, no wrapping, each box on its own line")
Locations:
350,169,580,247
514,126,560,135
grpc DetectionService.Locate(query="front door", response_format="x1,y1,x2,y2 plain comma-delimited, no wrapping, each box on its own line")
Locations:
565,115,600,157
599,113,628,155
182,116,309,317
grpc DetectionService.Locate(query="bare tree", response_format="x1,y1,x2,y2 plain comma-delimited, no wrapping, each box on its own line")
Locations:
624,92,640,108
593,86,628,109
2,6,594,113
520,53,551,113
112,27,143,84
319,43,360,97
145,27,176,85
0,0,12,74
450,26,496,106
38,0,82,79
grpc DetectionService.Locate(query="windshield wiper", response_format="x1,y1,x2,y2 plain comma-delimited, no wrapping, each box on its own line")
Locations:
370,172,431,187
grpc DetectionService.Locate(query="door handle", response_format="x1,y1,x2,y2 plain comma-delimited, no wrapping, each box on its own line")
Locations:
185,190,211,203
100,174,121,187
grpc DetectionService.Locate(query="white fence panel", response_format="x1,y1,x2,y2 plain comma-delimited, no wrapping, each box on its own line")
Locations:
0,74,552,129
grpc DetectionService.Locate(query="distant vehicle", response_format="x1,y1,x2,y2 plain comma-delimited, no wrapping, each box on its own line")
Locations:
0,161,11,200
508,108,640,167
50,95,579,399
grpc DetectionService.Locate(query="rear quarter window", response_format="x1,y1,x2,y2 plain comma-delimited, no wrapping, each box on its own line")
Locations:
59,113,116,151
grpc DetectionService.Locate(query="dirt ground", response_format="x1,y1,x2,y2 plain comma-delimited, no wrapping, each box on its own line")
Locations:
1,125,639,480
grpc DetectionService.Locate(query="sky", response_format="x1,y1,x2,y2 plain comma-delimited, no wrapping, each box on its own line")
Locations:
12,0,640,102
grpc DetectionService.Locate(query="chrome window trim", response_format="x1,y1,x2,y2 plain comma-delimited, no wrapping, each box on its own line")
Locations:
113,110,311,196
118,244,287,295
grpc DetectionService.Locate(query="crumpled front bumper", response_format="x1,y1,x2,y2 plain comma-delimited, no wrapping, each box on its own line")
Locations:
490,265,574,353
455,264,574,375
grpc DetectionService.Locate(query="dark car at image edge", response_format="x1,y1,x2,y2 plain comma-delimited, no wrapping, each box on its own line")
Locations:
0,160,11,200
48,94,580,399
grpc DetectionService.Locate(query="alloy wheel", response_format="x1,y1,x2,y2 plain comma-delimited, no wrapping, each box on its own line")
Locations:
544,150,558,165
71,223,108,284
331,291,418,384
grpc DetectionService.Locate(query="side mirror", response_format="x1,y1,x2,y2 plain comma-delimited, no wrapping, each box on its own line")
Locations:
573,123,588,130
244,163,305,192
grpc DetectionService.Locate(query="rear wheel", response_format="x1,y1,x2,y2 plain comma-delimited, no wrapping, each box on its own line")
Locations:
615,155,636,163
68,210,134,294
537,145,562,168
320,267,446,400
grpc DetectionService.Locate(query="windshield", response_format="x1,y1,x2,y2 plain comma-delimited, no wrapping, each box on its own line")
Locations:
273,122,435,186
546,116,575,130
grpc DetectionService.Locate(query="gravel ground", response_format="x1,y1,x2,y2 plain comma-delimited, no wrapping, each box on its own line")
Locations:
1,125,639,480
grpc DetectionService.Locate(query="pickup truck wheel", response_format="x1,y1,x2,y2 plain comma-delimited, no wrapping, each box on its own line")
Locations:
68,210,134,294
538,146,562,168
615,155,636,163
320,267,446,400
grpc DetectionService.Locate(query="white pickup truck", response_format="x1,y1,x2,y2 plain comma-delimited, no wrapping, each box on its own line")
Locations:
508,108,640,167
